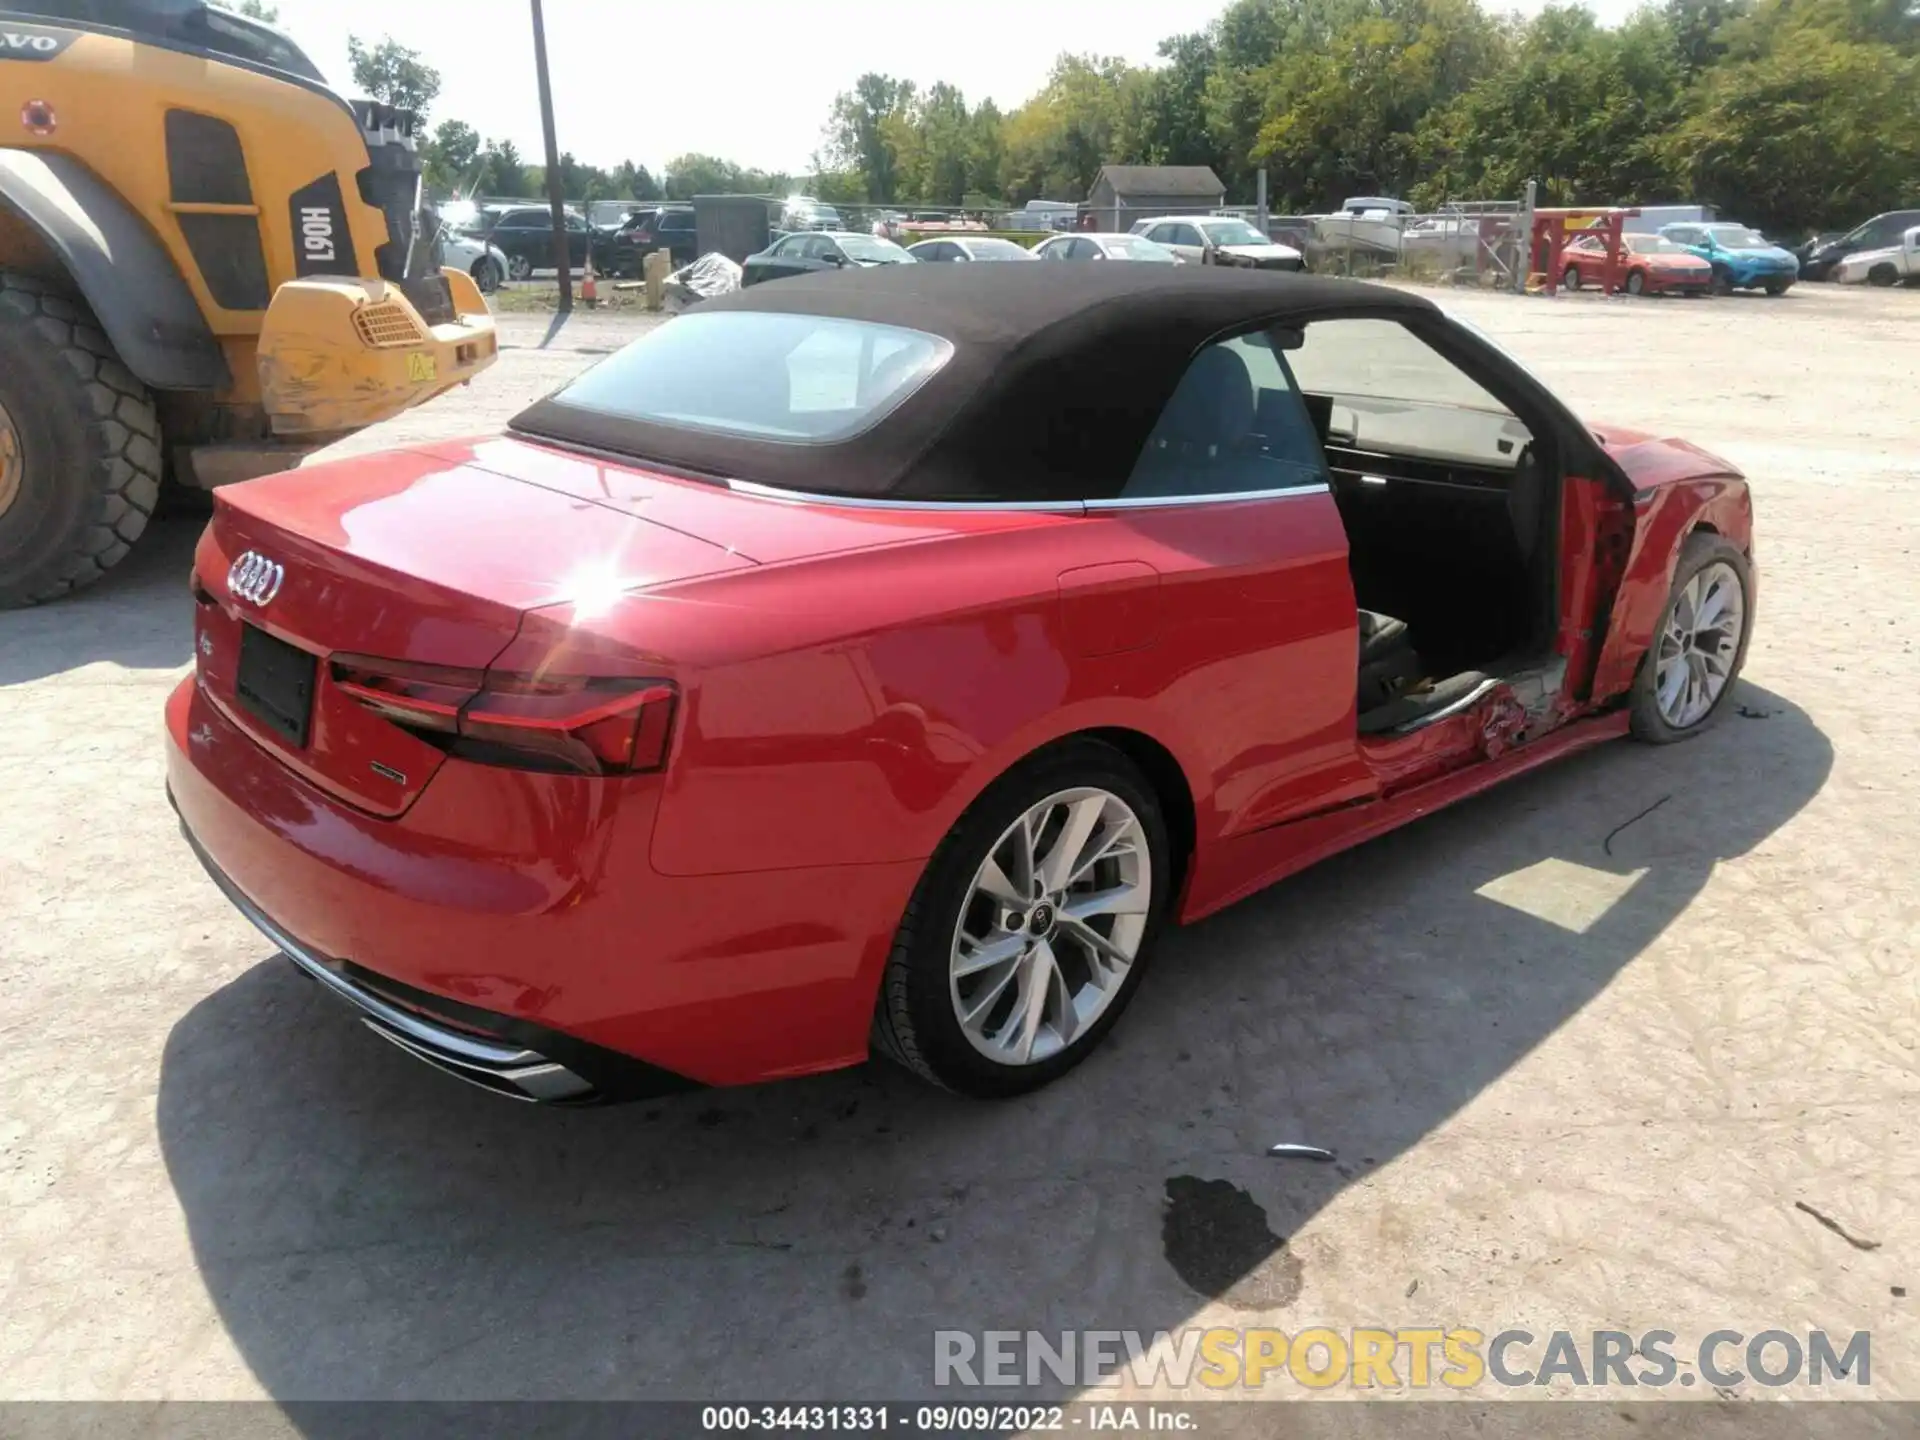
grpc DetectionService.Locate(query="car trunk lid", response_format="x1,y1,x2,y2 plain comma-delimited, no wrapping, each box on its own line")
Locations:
436,434,1056,565
193,446,749,816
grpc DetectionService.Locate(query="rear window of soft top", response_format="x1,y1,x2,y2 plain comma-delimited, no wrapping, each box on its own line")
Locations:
539,310,953,445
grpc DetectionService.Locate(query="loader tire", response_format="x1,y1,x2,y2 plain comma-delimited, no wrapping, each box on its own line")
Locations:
0,270,163,608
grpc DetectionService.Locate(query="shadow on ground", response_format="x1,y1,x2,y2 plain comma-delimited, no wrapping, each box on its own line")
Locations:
0,516,200,685
156,681,1829,1407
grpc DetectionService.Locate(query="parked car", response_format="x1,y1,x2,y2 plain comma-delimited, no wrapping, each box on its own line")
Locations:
1562,231,1712,296
907,237,1036,263
1129,215,1305,270
741,230,915,285
170,265,1756,1102
479,205,593,281
1831,223,1920,286
778,196,844,232
598,204,698,277
1796,209,1920,281
1658,222,1798,295
1032,233,1178,263
439,229,509,295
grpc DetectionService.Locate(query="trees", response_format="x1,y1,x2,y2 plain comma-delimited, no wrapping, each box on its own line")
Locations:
822,74,918,202
423,119,481,195
346,35,442,123
231,0,279,20
306,0,1919,238
1000,55,1149,204
1412,6,1683,207
1663,30,1920,232
479,140,531,199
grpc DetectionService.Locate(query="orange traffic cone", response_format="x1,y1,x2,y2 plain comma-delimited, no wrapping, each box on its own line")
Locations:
581,253,599,306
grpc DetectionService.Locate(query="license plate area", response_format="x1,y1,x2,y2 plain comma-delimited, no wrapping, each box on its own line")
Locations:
235,623,317,748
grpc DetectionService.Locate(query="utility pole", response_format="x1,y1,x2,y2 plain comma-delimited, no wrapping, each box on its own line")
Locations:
531,0,572,314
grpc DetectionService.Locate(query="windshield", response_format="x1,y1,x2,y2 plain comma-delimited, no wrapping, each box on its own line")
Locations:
968,238,1034,260
544,311,951,444
1627,234,1690,254
838,234,912,264
1200,220,1269,247
1103,237,1178,262
1708,227,1768,249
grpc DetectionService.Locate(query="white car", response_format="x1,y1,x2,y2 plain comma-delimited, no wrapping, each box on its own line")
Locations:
1833,225,1920,286
442,230,509,294
906,236,1037,263
1032,233,1180,263
1128,215,1305,271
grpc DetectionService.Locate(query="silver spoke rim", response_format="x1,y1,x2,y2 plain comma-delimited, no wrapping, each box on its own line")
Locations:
950,786,1152,1067
1654,561,1744,729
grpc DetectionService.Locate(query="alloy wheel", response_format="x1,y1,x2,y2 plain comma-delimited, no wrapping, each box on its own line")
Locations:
507,254,532,282
1654,560,1745,729
949,787,1152,1066
1626,270,1645,296
0,397,19,520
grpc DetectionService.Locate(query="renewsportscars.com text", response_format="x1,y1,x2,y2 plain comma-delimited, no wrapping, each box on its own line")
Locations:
934,1327,1870,1391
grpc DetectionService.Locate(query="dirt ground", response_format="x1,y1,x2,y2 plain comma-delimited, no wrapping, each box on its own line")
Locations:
1,285,1915,1406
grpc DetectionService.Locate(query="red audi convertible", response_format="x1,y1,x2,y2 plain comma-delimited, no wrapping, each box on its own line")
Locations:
168,267,1756,1102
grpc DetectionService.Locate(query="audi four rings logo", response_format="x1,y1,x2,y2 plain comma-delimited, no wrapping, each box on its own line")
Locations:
227,552,285,606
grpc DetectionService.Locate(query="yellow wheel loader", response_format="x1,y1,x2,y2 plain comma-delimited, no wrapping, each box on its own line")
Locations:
0,1,498,607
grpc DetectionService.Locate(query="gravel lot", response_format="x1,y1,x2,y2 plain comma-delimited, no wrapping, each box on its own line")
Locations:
2,286,1915,1404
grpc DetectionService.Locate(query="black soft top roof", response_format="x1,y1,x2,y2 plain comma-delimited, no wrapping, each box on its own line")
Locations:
512,264,1435,502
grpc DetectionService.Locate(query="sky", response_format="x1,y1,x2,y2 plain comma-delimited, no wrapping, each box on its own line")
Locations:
264,0,1647,178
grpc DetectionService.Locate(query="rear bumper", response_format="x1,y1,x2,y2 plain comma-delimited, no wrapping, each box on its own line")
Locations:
166,673,920,1095
174,811,629,1103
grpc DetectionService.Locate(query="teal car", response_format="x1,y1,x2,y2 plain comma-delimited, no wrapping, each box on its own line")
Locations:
1658,222,1800,295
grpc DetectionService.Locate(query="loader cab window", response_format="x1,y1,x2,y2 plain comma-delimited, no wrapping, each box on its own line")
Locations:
22,1,326,82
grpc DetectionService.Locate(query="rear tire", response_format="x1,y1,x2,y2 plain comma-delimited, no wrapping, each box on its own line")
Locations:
471,257,502,294
0,271,162,609
506,254,533,282
1763,278,1790,296
1867,264,1899,288
1628,533,1753,744
870,739,1173,1097
1710,266,1733,296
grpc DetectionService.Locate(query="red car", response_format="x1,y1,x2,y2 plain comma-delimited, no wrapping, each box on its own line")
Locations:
1563,231,1714,296
168,267,1756,1102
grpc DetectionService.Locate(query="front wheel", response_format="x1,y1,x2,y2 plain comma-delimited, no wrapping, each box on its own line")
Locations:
1562,265,1582,291
506,253,533,282
1629,533,1753,743
1710,266,1733,296
0,272,163,608
871,740,1172,1096
1625,269,1646,296
471,257,502,294
1763,278,1791,296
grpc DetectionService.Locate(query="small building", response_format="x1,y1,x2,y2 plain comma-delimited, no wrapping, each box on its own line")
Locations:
1085,166,1227,231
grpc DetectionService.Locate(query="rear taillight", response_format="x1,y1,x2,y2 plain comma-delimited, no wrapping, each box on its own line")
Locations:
331,655,676,776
